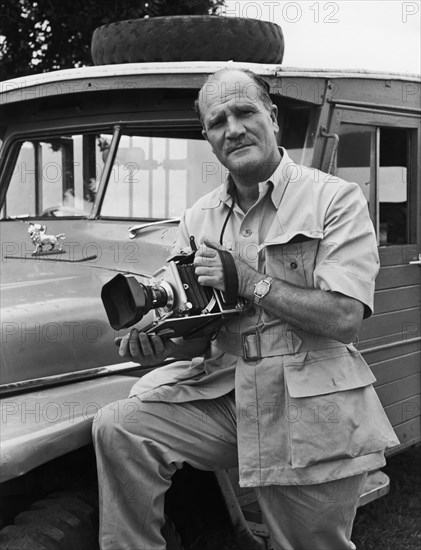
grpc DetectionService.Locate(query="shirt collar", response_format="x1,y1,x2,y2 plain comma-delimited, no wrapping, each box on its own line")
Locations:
219,147,295,208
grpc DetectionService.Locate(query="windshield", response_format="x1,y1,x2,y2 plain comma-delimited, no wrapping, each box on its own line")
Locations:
0,104,312,221
101,107,312,219
101,132,225,219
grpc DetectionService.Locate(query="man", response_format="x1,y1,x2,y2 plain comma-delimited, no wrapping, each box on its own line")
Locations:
93,68,399,550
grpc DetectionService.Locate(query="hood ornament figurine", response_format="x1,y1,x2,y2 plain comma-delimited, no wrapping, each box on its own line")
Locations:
26,222,66,255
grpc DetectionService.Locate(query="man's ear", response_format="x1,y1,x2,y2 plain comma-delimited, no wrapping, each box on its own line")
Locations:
202,129,216,155
270,104,279,132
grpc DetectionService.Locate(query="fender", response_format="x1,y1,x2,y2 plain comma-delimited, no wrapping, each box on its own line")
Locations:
1,371,139,481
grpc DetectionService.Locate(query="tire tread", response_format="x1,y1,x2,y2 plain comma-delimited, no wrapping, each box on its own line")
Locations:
91,16,284,65
0,491,98,550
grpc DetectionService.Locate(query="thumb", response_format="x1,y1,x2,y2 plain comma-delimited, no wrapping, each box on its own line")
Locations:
203,239,223,251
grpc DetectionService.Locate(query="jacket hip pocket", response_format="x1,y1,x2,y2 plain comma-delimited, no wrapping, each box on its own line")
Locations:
284,347,397,468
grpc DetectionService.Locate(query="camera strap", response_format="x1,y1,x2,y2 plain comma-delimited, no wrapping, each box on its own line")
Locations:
216,248,239,306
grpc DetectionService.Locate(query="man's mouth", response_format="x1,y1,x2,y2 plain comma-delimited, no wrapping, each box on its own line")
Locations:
227,144,251,154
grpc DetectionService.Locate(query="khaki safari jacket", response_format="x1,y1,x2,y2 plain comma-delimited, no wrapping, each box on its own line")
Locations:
130,148,399,487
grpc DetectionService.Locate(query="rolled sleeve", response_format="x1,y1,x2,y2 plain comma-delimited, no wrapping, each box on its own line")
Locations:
314,181,380,318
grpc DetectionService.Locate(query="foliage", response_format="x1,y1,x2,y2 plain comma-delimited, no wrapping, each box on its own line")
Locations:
0,0,225,81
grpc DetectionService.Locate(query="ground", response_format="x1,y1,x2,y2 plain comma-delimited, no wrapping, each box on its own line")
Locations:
353,445,421,550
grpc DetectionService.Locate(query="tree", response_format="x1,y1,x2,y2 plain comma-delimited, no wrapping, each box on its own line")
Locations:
0,0,225,81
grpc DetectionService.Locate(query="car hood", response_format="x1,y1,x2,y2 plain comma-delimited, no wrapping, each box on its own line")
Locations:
0,219,167,385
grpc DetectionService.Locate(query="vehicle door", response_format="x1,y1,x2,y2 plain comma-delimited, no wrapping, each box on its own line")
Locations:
327,107,421,451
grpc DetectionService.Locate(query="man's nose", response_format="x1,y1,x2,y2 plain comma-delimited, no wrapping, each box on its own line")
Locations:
225,116,245,138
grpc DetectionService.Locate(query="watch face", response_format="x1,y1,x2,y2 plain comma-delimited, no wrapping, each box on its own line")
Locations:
255,281,268,297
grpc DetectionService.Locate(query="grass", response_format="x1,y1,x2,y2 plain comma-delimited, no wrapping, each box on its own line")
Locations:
352,445,421,550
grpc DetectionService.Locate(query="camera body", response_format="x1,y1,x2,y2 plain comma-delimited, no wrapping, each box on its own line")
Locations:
101,247,247,339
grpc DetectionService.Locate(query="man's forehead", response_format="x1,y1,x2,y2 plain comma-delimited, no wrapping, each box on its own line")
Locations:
199,70,264,112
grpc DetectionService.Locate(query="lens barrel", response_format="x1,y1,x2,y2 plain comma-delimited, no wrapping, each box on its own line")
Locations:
101,273,169,330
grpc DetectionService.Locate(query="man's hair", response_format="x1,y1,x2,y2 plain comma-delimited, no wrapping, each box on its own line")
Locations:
194,68,272,126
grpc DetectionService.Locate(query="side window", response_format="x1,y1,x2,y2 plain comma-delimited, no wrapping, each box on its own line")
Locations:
1,133,111,218
100,133,223,219
379,128,408,245
278,105,311,165
337,123,411,246
5,141,37,217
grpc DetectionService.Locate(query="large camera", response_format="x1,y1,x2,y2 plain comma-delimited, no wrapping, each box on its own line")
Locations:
101,241,247,339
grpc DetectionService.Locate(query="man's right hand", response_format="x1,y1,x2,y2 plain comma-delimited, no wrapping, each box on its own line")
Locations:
116,328,179,367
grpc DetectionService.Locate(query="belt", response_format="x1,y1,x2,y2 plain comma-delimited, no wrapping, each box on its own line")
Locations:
213,327,346,362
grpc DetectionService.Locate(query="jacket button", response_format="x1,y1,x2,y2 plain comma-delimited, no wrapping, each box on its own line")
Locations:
290,261,298,269
242,229,252,237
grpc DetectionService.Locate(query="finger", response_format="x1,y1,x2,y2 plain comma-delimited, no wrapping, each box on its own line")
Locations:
196,275,220,288
137,332,155,358
203,239,222,251
196,244,218,258
194,266,216,276
194,252,221,269
128,328,144,359
149,334,164,357
118,332,131,358
114,336,123,347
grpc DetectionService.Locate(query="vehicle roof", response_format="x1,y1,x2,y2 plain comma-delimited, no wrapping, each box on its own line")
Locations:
1,61,419,103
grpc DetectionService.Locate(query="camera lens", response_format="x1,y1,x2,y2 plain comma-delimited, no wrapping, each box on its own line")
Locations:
101,274,171,330
149,286,168,309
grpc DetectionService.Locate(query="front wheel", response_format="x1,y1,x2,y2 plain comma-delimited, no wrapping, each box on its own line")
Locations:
0,490,99,550
0,491,184,550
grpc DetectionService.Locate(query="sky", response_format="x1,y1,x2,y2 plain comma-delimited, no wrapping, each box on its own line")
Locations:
223,0,420,74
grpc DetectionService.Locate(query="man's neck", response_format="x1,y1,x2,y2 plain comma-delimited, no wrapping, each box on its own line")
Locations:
231,151,282,212
235,185,259,213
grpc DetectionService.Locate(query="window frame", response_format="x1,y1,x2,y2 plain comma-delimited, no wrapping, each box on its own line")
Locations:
0,125,117,220
0,102,318,222
329,108,420,247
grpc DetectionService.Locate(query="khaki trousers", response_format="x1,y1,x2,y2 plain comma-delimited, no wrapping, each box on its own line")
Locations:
92,393,366,550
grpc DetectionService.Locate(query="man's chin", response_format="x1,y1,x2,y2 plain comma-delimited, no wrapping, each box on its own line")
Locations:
228,145,251,157
229,155,279,182
227,152,259,176
227,147,250,161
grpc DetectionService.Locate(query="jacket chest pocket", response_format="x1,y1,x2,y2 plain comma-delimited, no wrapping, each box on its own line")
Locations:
263,236,320,288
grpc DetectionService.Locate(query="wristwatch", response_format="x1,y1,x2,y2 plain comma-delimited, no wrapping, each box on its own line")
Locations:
253,276,273,305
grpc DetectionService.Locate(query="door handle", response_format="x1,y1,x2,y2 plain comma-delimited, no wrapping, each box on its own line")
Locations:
409,254,421,265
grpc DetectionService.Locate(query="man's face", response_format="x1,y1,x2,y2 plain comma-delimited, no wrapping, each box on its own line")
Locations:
199,71,280,179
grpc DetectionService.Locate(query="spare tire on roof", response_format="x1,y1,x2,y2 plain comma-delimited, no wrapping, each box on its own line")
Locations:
91,15,284,65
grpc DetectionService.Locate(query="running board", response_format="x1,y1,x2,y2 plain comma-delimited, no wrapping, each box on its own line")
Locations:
358,470,390,507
